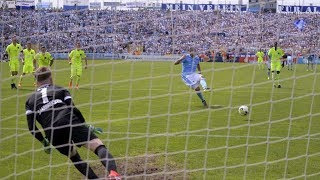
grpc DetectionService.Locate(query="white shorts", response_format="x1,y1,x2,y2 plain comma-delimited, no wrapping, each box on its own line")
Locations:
181,73,202,89
266,61,271,69
287,56,293,64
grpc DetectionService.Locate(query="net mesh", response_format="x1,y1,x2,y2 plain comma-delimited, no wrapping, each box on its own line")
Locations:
0,3,320,180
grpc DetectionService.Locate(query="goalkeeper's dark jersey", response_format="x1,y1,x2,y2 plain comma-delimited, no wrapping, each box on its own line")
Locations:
25,84,82,130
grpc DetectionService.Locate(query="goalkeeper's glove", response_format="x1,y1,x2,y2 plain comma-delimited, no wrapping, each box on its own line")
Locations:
41,138,51,154
86,124,103,135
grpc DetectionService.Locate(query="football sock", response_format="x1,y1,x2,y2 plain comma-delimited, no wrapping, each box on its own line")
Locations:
76,75,80,86
11,75,16,84
276,72,280,85
70,153,98,179
95,145,117,173
200,78,207,89
196,90,205,101
19,75,23,84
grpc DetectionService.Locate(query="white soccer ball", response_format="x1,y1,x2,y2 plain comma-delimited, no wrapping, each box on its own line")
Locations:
238,105,249,116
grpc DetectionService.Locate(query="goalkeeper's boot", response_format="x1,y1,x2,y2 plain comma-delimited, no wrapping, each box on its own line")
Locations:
107,170,121,180
202,100,208,108
203,87,211,92
87,124,103,134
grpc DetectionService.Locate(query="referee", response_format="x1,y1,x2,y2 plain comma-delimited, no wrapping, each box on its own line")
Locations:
25,67,120,179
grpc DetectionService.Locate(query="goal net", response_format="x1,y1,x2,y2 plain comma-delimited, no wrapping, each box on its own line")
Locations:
1,2,320,180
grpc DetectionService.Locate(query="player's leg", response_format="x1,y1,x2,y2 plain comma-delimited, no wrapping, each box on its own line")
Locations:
19,65,31,87
18,73,26,87
73,125,120,178
75,66,82,89
69,65,76,88
267,68,271,80
9,61,19,89
200,75,211,91
258,59,262,70
195,86,208,107
275,63,281,88
49,126,98,179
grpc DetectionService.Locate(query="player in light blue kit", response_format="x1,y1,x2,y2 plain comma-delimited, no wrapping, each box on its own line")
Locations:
287,50,294,71
174,48,211,107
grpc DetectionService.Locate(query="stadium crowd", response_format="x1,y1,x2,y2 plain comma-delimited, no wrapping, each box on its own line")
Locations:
1,9,319,56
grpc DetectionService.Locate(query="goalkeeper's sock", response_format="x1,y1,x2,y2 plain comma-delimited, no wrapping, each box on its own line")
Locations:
196,90,205,101
200,78,207,89
70,152,98,179
95,145,118,173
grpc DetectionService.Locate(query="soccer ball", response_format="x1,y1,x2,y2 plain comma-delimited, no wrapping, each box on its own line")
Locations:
238,105,249,116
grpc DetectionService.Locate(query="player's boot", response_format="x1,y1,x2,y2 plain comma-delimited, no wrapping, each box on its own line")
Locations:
76,85,79,90
10,83,14,89
107,170,121,180
12,83,17,89
68,81,72,89
33,82,36,86
202,100,208,108
18,83,22,87
277,84,281,88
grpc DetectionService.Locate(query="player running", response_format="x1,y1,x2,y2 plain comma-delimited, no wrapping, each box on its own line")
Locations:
268,42,285,88
18,42,36,87
25,67,121,179
68,42,87,89
174,48,211,107
35,46,54,68
6,36,23,89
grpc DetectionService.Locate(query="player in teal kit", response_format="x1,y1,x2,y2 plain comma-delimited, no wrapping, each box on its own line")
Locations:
174,48,211,107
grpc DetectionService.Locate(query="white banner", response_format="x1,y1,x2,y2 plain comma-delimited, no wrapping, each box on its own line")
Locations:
16,0,35,6
64,0,88,6
5,1,16,9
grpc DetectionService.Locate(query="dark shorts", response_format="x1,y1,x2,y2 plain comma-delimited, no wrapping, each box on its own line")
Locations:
46,121,98,156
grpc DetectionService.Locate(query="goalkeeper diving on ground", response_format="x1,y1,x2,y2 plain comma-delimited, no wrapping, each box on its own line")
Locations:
25,67,120,179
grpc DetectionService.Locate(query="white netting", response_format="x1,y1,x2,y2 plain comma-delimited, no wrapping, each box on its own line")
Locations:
1,2,320,180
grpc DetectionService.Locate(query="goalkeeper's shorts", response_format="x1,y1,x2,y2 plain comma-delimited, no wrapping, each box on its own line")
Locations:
48,120,98,156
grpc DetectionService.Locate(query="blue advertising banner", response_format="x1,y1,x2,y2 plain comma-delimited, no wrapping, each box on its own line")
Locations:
63,5,88,10
278,5,320,13
161,3,247,12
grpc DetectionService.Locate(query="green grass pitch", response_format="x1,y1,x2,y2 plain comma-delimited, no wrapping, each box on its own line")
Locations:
0,60,320,179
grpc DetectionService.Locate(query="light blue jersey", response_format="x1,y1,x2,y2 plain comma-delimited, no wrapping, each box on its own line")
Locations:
181,54,200,75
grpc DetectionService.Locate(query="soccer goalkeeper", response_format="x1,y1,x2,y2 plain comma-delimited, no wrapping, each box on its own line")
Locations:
25,67,120,179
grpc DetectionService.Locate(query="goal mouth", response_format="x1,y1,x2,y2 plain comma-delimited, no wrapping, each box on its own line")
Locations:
1,3,320,180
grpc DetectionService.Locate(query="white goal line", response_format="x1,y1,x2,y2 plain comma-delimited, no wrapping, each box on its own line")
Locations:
2,128,320,141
